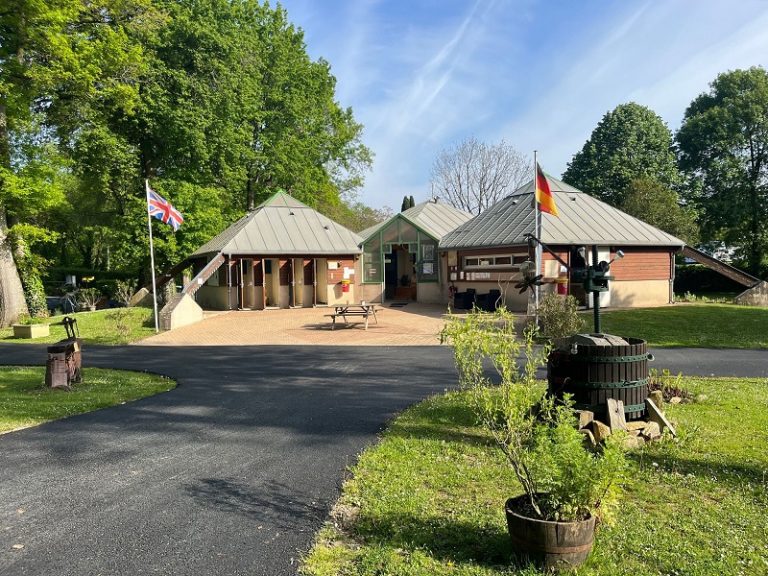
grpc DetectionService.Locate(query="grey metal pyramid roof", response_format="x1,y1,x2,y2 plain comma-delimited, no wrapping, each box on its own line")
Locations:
359,200,473,242
191,191,362,257
440,175,685,250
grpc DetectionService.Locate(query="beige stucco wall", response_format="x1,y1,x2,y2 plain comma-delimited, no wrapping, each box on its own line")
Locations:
196,285,236,310
160,294,204,330
416,282,443,304
610,280,671,308
361,283,383,303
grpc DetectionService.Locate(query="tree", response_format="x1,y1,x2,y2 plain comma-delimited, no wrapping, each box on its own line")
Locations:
324,197,393,233
409,195,415,208
620,177,699,244
677,67,768,274
563,103,680,206
400,196,410,212
431,137,528,215
0,0,85,325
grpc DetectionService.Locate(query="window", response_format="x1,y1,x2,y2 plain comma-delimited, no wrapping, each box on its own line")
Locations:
462,253,525,270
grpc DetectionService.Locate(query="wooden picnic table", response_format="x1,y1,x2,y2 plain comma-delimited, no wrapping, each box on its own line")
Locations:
328,304,379,330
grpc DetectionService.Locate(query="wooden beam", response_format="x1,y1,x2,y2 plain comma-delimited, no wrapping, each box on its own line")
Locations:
681,246,759,288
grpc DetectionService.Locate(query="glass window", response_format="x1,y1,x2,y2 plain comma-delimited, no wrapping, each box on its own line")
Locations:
418,236,438,282
381,221,399,244
400,220,418,242
363,236,382,283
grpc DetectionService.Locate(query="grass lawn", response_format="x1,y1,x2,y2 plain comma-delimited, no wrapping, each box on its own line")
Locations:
589,303,768,348
0,365,175,433
0,307,156,346
301,377,768,576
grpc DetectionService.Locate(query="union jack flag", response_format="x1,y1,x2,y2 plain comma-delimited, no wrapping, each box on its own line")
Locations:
147,187,184,231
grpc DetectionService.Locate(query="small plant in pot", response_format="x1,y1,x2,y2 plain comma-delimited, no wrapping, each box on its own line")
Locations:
441,307,627,571
76,287,102,312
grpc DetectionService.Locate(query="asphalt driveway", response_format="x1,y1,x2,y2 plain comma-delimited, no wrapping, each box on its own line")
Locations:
1,343,766,575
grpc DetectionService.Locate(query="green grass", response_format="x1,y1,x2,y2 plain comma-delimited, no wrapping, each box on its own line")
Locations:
0,307,156,345
301,378,768,576
0,365,175,433
590,303,768,348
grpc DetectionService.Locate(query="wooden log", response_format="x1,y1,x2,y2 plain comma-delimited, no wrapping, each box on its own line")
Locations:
606,398,627,432
645,398,677,437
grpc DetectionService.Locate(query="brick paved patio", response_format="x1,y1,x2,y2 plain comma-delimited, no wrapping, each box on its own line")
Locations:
137,303,450,346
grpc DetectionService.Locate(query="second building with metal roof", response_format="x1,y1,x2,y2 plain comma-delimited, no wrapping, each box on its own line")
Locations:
439,174,685,311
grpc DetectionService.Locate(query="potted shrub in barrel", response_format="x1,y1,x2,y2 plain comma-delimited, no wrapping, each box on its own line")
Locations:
441,308,626,571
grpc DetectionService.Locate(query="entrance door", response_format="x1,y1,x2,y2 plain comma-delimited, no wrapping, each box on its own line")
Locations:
384,249,398,300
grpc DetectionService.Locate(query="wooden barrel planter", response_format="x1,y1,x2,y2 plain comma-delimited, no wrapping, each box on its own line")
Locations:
548,333,651,420
505,494,595,570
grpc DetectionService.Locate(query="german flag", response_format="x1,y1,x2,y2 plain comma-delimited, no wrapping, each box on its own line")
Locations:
535,163,559,217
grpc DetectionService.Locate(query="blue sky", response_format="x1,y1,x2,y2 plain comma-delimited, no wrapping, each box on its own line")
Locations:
278,0,768,210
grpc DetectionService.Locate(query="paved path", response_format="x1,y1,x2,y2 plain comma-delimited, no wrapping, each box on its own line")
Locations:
1,343,766,576
0,344,458,576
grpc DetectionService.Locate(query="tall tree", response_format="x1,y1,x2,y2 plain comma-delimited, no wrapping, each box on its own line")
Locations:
677,67,768,274
620,177,699,244
563,102,680,206
0,0,85,325
431,137,528,215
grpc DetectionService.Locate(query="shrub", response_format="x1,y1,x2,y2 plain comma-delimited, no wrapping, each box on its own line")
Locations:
76,287,102,309
538,293,584,339
441,307,626,523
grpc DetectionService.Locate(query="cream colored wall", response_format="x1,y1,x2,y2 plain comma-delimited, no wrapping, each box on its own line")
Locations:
278,285,290,308
361,283,383,303
160,294,204,330
315,259,328,304
416,282,443,304
610,280,671,307
326,281,356,305
196,285,235,310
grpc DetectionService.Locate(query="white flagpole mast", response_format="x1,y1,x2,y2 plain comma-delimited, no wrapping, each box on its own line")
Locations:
145,179,160,333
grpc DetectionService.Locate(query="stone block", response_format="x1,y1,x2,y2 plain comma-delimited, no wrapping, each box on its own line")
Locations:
591,420,612,443
626,421,647,431
648,390,664,408
734,280,768,306
576,410,594,429
622,435,645,450
641,421,661,440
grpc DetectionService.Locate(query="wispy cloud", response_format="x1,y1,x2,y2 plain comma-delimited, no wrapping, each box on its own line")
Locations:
280,0,768,208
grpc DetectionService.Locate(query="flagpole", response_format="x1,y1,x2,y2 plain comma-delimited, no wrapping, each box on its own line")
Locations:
533,151,541,324
145,179,160,333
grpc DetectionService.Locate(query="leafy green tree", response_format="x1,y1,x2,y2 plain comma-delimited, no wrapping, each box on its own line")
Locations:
563,102,680,206
400,196,409,212
325,197,392,233
620,177,699,244
409,195,415,208
677,67,768,274
0,0,85,324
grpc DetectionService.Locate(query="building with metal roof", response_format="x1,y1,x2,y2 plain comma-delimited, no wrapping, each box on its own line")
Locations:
161,192,364,322
192,192,362,257
358,200,473,303
439,174,686,311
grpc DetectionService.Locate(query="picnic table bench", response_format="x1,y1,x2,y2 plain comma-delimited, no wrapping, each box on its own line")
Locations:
326,304,379,330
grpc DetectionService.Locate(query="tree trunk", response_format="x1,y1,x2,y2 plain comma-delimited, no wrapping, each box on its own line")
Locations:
0,205,30,326
0,98,30,326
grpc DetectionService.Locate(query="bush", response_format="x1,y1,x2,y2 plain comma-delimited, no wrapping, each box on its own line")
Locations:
440,307,626,523
538,293,584,339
